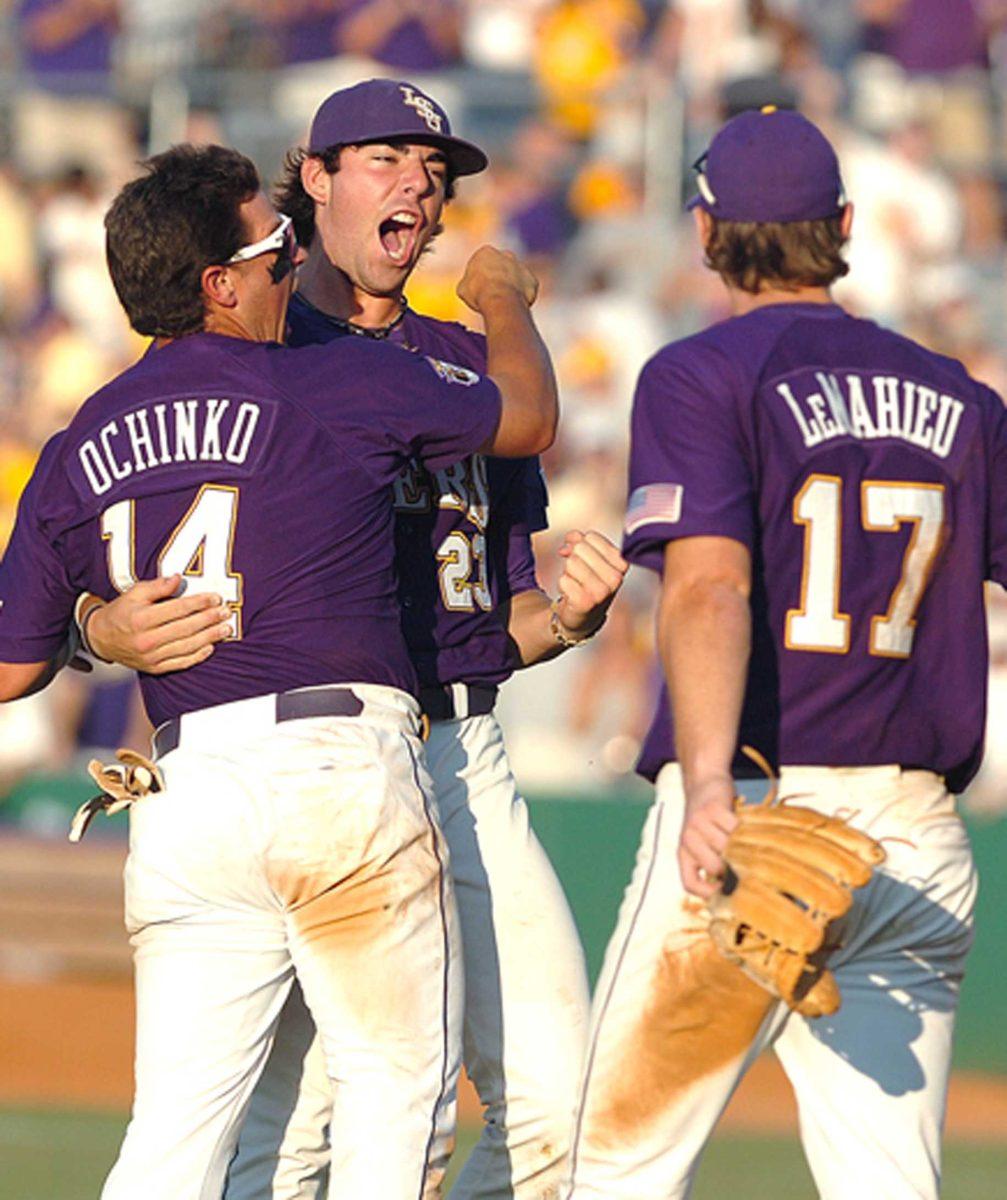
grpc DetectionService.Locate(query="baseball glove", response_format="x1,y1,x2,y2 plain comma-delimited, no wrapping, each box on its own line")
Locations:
68,748,164,843
707,754,886,1018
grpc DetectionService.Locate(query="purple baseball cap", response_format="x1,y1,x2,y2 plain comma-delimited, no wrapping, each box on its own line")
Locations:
308,78,488,177
688,107,847,223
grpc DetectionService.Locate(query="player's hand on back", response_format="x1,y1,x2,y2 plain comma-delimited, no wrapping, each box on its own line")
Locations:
552,530,628,641
86,575,232,674
678,776,739,899
457,246,538,314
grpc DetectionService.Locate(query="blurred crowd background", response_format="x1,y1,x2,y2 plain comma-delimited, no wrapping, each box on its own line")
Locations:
1,0,1006,820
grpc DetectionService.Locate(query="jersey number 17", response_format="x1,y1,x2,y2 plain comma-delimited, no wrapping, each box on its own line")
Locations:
785,475,945,659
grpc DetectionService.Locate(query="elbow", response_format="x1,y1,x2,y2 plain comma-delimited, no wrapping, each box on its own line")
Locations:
505,418,556,458
527,379,560,453
488,394,559,457
660,574,750,625
544,399,560,450
528,405,559,455
492,369,559,455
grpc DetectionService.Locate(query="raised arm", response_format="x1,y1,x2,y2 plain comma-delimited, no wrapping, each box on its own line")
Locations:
456,247,559,457
505,530,627,666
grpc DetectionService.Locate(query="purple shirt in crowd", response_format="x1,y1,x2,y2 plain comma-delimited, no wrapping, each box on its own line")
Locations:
338,0,462,71
866,0,989,73
624,303,1007,792
274,9,342,65
286,295,547,689
18,0,115,94
0,331,502,726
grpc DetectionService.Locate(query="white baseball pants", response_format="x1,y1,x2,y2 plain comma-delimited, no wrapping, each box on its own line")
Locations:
226,711,590,1200
100,685,461,1200
564,764,977,1200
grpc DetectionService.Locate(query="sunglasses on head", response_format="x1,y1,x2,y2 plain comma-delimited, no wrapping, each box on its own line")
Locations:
690,152,717,207
227,213,297,283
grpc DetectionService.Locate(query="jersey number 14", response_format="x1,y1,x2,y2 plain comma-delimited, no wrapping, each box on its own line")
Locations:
101,485,243,637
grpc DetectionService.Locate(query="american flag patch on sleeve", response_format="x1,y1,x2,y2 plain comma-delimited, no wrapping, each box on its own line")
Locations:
624,483,684,535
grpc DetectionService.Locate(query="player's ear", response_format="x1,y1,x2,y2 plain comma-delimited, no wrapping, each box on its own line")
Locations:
692,206,714,249
201,263,238,310
301,154,332,205
839,202,854,240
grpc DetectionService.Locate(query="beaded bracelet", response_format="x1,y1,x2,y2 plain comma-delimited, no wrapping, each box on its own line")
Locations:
549,598,606,648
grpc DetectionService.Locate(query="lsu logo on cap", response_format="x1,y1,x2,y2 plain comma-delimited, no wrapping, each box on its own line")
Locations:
400,85,444,133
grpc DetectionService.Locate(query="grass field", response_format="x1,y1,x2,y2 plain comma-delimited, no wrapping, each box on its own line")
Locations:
1,1108,1005,1199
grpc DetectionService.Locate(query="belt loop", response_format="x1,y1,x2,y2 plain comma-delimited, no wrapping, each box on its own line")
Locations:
450,682,469,721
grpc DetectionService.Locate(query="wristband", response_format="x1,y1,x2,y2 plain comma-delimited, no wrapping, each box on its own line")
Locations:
75,594,111,662
549,598,606,648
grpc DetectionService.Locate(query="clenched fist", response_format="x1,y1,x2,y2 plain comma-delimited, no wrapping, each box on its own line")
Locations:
457,245,538,314
552,530,629,641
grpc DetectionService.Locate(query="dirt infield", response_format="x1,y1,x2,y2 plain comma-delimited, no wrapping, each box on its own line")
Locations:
2,976,1005,1141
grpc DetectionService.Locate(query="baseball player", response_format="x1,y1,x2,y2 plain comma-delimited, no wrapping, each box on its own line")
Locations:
562,108,1001,1199
84,77,625,1200
0,142,561,1199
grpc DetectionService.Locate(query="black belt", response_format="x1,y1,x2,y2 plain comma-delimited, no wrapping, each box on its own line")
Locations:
419,683,497,722
152,686,365,759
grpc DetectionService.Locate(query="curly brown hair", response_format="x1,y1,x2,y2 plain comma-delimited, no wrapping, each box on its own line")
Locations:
105,144,260,337
702,214,849,295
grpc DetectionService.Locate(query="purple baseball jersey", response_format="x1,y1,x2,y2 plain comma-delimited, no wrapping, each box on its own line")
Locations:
0,331,502,726
287,295,548,688
625,302,1007,792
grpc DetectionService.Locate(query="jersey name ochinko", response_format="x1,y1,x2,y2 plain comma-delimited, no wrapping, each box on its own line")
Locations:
625,302,1007,792
287,295,547,689
0,331,501,726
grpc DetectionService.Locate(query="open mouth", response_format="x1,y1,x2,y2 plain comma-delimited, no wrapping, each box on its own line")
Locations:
378,211,420,265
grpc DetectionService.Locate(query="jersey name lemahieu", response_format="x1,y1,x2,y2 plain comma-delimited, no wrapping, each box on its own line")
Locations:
777,371,964,457
623,302,1007,792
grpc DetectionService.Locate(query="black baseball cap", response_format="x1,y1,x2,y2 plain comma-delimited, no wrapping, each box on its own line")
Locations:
688,107,847,224
308,79,489,177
